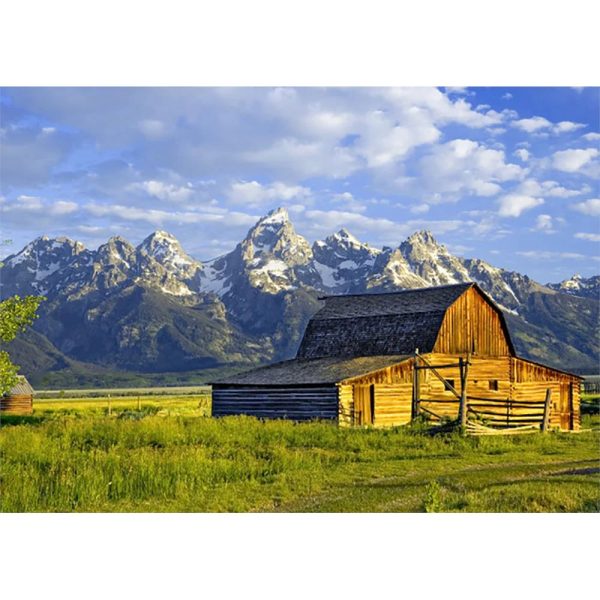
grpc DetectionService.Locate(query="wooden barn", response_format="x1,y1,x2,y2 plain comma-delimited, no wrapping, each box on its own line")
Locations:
1,376,34,415
212,283,582,433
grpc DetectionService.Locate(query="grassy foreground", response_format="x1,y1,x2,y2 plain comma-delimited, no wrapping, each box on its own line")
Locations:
1,396,598,512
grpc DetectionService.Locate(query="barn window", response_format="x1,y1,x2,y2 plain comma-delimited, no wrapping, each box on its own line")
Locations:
489,380,499,391
444,379,455,391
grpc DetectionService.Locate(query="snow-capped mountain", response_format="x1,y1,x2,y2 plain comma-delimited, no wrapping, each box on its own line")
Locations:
547,274,600,299
312,228,380,292
0,236,90,295
2,207,598,382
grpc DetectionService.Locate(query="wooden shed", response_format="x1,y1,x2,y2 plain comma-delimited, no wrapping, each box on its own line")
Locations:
1,376,34,415
212,283,582,432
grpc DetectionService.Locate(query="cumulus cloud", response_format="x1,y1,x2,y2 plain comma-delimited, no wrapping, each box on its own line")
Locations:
513,116,552,133
85,203,258,228
572,198,600,216
1,195,78,215
416,139,524,201
513,148,530,162
331,192,367,213
582,132,600,141
533,214,555,233
512,116,586,135
517,250,590,260
554,121,586,134
498,194,544,217
575,232,600,242
517,178,583,199
552,148,599,172
129,180,194,203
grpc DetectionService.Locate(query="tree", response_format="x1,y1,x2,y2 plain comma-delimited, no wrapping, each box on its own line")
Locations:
0,295,44,395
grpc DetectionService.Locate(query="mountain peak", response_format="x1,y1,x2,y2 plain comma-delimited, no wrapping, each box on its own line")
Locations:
332,227,362,246
406,230,438,246
259,206,289,226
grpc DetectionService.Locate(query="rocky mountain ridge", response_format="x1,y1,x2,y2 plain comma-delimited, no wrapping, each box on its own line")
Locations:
2,207,598,384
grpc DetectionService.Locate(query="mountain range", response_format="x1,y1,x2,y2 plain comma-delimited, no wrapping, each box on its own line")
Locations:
1,207,598,387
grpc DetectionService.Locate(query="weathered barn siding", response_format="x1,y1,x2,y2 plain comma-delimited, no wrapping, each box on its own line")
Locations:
433,287,511,356
1,377,34,415
512,358,580,431
339,359,414,427
338,385,354,426
0,394,33,415
212,385,339,421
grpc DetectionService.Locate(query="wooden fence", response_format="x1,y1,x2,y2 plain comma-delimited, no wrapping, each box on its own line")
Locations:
414,351,552,436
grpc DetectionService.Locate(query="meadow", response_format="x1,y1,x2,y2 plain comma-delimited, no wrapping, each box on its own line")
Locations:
0,394,598,513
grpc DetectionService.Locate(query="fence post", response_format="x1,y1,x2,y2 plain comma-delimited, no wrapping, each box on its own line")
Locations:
458,356,469,431
541,388,551,432
412,349,420,421
137,396,141,411
107,394,112,416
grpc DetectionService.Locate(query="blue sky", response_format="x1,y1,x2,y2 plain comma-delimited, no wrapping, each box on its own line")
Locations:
0,86,598,283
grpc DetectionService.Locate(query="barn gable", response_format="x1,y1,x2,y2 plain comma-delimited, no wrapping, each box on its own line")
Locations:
433,285,515,356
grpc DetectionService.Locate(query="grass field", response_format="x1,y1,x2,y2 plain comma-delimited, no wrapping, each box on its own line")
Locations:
1,395,598,513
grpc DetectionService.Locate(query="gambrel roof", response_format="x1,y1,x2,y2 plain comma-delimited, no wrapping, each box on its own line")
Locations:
297,283,515,359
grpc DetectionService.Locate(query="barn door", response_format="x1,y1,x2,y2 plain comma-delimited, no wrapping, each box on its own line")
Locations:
353,385,374,426
559,383,572,430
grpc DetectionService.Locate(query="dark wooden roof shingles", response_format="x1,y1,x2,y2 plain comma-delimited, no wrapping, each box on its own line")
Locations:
298,283,472,359
214,355,411,386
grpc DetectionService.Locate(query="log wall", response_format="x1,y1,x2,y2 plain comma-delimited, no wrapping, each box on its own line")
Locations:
433,287,511,356
0,394,33,415
211,385,339,421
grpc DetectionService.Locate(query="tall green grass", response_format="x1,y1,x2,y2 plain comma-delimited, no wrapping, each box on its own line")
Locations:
1,413,598,512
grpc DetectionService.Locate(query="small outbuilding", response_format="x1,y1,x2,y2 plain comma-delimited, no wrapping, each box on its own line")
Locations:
1,376,34,415
212,283,582,432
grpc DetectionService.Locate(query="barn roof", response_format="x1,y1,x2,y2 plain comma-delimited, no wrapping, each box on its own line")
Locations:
5,376,34,396
213,355,411,386
297,283,492,359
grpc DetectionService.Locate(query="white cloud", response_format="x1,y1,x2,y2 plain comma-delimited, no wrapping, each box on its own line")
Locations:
582,132,600,141
554,121,586,134
512,116,585,135
533,214,555,233
517,250,588,260
49,200,78,215
416,139,524,201
516,178,583,199
513,116,552,133
227,180,311,207
575,232,600,242
513,148,530,162
552,148,599,172
331,192,367,213
355,109,440,167
85,203,258,227
1,195,79,217
129,180,194,202
539,180,583,198
572,198,600,216
15,195,43,211
410,203,430,214
498,193,544,217
244,138,359,179
502,93,513,100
